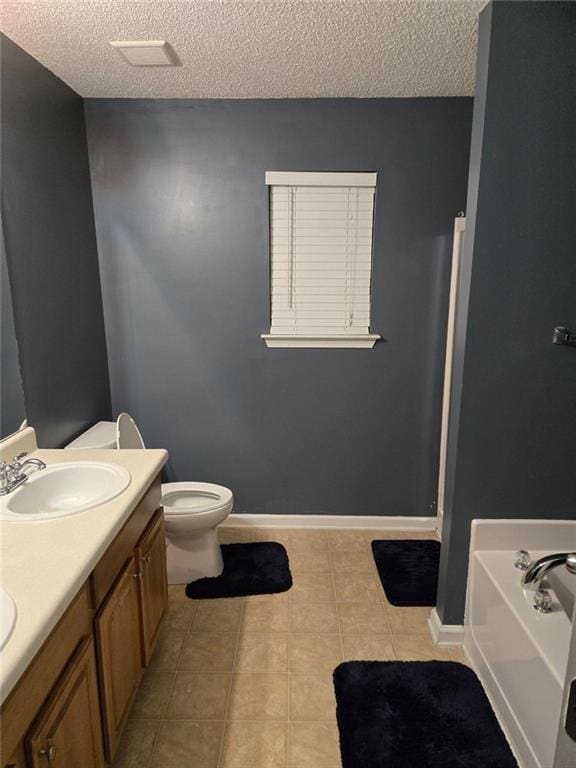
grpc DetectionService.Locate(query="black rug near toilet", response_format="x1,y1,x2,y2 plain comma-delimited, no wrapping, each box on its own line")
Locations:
371,539,440,606
333,661,518,768
185,541,292,599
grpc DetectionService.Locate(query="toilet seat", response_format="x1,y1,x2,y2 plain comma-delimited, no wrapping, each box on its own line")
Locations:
161,481,234,535
162,482,233,516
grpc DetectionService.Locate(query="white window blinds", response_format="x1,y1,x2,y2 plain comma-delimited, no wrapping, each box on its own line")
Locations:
262,172,380,348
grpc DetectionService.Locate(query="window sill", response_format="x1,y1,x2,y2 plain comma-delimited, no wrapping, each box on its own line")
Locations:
261,334,381,349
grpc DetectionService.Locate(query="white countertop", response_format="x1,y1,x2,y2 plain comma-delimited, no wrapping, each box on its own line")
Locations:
0,447,168,705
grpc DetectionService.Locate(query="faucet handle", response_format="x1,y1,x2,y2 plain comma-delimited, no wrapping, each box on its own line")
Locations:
533,588,553,614
0,462,8,490
13,452,27,463
514,550,532,571
567,553,576,575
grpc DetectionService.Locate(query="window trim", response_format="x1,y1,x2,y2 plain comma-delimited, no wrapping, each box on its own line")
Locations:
261,333,380,349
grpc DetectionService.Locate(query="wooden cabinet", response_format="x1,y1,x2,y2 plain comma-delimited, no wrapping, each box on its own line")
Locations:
0,585,93,766
0,472,165,768
95,557,143,760
3,743,26,768
136,510,168,665
26,639,104,768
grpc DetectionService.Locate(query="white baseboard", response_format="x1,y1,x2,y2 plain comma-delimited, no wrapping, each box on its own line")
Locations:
428,607,465,646
222,513,438,531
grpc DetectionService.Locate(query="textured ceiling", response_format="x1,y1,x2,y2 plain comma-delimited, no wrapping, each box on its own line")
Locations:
1,1,485,98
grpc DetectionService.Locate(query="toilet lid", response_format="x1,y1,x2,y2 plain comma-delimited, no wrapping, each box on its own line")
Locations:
117,412,146,449
161,482,233,515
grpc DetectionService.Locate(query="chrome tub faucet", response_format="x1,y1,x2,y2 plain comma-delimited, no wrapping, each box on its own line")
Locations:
522,552,576,590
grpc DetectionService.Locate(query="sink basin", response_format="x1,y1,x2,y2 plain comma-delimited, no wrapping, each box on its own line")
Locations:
0,588,16,649
1,462,131,521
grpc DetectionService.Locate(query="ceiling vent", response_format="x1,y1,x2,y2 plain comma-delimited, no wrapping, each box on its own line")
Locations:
110,40,179,66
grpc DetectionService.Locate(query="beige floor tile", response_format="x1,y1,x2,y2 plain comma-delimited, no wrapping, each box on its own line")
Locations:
290,602,339,634
228,673,289,720
290,572,335,603
327,531,369,553
290,674,337,722
341,635,396,661
330,550,376,573
235,634,289,672
220,721,288,768
337,602,390,635
449,646,469,665
289,530,329,553
403,530,439,540
178,632,237,671
243,528,292,547
392,634,453,661
241,596,289,633
289,722,341,766
192,599,244,632
151,720,224,768
386,606,432,634
290,634,342,673
290,549,332,573
162,600,198,632
147,629,186,670
333,572,382,603
167,584,189,602
244,590,290,604
112,718,158,768
167,672,231,719
131,668,176,718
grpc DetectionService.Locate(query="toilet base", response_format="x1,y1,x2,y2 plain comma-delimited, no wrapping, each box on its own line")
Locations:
165,527,224,584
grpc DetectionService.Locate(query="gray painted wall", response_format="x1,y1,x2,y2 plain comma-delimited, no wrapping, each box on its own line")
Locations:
437,1,576,624
1,34,112,448
1,226,26,437
85,97,472,514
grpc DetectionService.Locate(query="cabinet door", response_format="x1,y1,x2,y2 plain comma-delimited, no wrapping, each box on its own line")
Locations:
95,557,143,761
26,638,104,768
136,510,168,665
3,742,28,768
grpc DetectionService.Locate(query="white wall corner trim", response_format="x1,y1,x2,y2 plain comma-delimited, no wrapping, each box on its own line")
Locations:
261,333,380,349
428,607,465,646
222,513,438,530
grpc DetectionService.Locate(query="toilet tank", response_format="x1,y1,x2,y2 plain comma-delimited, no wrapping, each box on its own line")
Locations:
65,421,117,450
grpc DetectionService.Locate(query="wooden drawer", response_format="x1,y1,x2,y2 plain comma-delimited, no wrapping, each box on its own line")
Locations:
91,473,161,608
0,583,92,763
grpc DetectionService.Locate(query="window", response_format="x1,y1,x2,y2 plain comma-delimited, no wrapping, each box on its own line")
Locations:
262,172,380,348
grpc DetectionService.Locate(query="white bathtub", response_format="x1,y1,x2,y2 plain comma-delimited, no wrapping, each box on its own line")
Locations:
464,520,576,768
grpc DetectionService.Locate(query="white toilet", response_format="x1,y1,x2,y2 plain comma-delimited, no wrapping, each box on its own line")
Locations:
66,414,234,584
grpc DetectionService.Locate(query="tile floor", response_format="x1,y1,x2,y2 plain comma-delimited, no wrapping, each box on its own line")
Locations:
113,527,465,768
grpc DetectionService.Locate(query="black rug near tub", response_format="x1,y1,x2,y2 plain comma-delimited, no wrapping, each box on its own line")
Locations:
185,542,292,599
333,661,518,768
371,539,440,606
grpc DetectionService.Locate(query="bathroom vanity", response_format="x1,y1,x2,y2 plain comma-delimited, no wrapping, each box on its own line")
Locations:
0,430,169,767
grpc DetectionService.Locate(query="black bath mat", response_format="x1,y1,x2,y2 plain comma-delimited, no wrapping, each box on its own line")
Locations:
185,541,292,599
371,539,440,606
333,661,518,768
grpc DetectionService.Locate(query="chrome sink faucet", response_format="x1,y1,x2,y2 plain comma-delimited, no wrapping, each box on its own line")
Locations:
0,452,47,496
